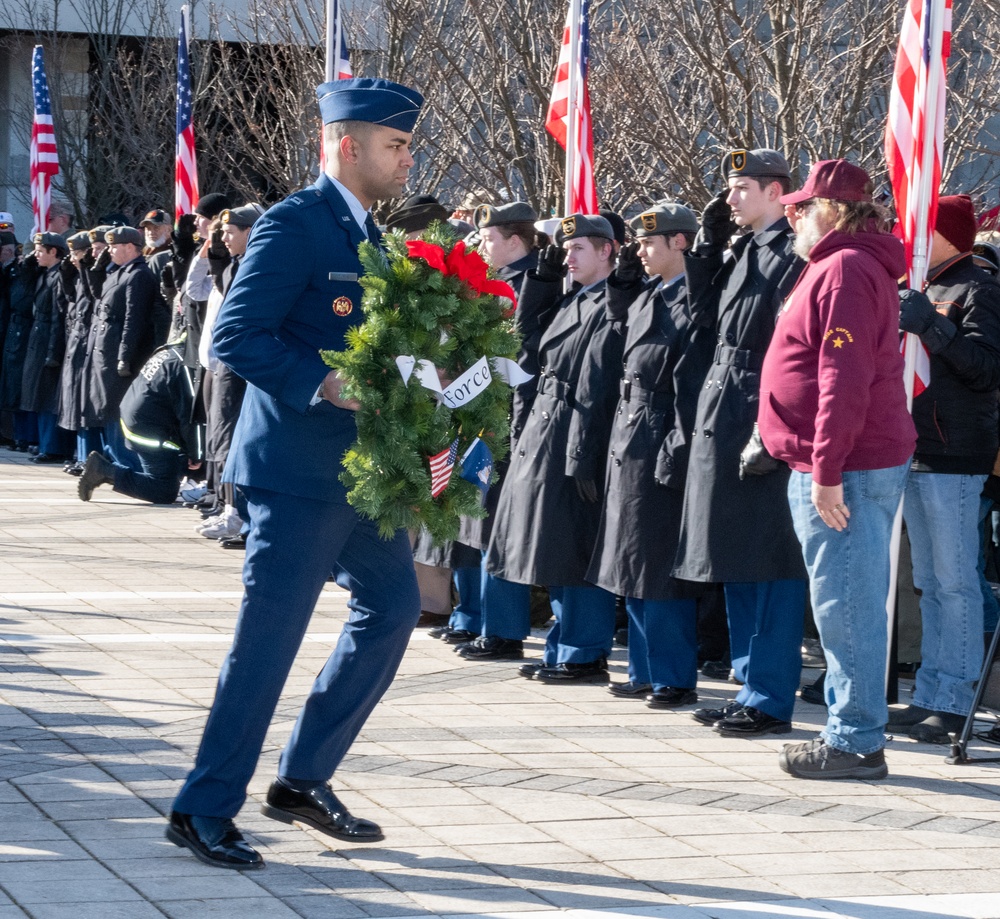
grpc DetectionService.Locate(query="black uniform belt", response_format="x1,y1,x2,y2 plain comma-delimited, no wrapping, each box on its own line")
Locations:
619,379,673,410
714,344,763,372
537,373,574,405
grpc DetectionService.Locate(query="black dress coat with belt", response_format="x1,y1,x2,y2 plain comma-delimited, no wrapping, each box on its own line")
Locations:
0,257,39,412
20,264,66,415
673,219,807,584
487,273,626,587
57,267,95,431
84,255,157,427
588,273,714,600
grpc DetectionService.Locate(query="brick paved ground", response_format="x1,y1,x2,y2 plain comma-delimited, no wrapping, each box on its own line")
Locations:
1,452,999,919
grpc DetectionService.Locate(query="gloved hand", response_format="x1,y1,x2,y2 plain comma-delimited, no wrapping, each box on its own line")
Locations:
161,262,178,303
535,244,567,283
613,241,644,287
739,423,781,480
898,288,936,335
79,250,95,271
44,356,60,369
94,249,111,272
694,192,736,255
573,476,598,503
58,258,77,286
172,213,198,261
117,360,131,377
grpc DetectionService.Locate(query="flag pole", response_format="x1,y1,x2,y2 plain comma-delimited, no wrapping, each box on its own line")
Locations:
325,0,336,82
563,0,581,217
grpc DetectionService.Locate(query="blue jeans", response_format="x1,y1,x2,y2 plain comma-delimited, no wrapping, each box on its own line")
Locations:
789,463,909,754
905,472,987,716
625,597,698,690
113,444,185,504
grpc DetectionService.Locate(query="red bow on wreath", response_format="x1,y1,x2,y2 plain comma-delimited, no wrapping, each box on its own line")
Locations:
407,240,517,317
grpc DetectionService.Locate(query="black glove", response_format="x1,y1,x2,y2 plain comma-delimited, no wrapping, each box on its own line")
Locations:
898,288,936,335
694,192,736,255
535,244,567,283
44,356,60,369
172,213,198,262
117,360,131,377
79,250,95,271
739,423,781,480
573,476,598,503
161,262,178,303
95,249,111,272
614,241,644,287
58,258,77,285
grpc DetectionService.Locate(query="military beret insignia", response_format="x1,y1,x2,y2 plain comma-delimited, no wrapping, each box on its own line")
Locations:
333,296,353,317
561,216,577,238
731,150,747,172
474,205,492,227
640,211,658,233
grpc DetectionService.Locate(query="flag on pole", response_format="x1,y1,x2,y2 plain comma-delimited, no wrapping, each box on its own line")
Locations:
885,0,953,398
428,438,459,498
30,46,60,236
545,0,598,215
175,6,199,222
320,0,353,170
459,436,494,500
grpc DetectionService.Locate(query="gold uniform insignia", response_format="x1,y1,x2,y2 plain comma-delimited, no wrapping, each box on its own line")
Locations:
731,150,747,171
333,296,353,317
640,211,658,233
561,216,577,237
475,205,491,226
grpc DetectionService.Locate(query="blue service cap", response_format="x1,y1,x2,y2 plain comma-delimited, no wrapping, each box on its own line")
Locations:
316,78,424,132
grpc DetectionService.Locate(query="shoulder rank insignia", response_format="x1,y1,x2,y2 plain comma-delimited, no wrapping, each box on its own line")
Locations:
333,296,353,317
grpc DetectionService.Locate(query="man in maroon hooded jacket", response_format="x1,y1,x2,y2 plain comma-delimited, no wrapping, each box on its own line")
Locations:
758,160,916,779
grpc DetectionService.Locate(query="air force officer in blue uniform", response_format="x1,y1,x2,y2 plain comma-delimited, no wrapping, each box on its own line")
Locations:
166,78,424,870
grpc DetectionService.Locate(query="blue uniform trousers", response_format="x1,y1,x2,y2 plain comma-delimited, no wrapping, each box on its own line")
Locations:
724,579,806,722
173,486,420,819
449,565,483,633
543,585,617,665
76,428,103,464
479,551,532,640
625,597,698,690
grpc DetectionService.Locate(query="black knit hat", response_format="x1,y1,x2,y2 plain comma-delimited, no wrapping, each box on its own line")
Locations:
194,193,232,219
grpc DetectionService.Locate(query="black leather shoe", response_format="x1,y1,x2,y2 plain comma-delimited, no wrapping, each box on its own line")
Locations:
427,624,451,639
518,661,545,679
700,659,732,680
457,636,524,660
646,687,698,709
441,628,478,645
64,462,84,476
261,781,383,842
715,705,792,736
219,533,247,550
800,670,827,707
165,811,264,870
32,453,65,464
909,711,965,744
692,700,743,725
887,704,934,728
608,680,652,698
78,451,116,502
534,658,608,683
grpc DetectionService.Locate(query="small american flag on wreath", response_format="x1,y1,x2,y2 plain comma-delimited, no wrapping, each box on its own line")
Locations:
428,439,459,498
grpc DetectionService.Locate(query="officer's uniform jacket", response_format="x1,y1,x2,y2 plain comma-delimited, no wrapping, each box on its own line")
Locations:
588,273,713,600
58,266,95,431
20,263,66,415
0,258,40,411
85,255,157,427
673,218,806,583
119,343,200,457
214,172,375,503
487,273,625,587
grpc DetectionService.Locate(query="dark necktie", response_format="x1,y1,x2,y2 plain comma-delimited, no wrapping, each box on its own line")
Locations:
364,213,380,246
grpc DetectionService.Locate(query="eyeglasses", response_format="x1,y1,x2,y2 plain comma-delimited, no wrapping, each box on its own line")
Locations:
795,200,816,214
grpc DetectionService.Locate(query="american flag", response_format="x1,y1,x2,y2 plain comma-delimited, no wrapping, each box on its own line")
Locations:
428,439,459,498
30,46,60,237
175,6,199,222
545,0,598,215
885,0,953,399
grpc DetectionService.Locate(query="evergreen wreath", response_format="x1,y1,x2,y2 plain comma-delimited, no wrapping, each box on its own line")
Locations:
322,222,521,543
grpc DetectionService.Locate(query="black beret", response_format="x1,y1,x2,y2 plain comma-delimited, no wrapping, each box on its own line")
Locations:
221,204,265,229
724,148,791,180
630,203,699,237
475,201,537,228
554,213,614,245
104,226,144,246
33,232,68,255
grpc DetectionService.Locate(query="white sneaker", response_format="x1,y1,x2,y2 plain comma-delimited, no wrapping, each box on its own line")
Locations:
199,511,243,540
194,513,225,533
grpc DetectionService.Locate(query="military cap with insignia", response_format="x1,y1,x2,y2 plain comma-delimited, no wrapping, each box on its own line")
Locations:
316,77,424,131
221,204,266,229
972,242,1000,276
33,231,69,256
630,202,699,238
104,226,144,246
88,224,113,244
475,201,538,228
139,208,171,228
554,213,615,245
386,194,449,232
67,231,92,251
724,148,791,180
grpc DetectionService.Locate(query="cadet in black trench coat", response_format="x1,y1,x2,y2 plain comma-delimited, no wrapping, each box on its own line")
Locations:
588,205,715,708
487,214,625,683
673,149,808,736
0,253,41,447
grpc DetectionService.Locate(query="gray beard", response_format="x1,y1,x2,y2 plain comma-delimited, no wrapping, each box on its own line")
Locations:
793,212,826,260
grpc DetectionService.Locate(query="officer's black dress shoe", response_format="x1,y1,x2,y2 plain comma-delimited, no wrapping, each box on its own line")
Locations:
608,680,652,698
714,705,792,736
534,658,608,683
427,624,451,639
27,444,39,455
441,628,478,645
692,700,743,725
261,781,384,842
701,659,732,680
219,533,247,550
646,687,698,709
518,661,545,679
457,636,524,660
799,670,827,706
32,452,65,464
165,811,264,870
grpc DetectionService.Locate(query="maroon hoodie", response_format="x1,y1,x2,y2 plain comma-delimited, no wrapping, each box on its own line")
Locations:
758,228,916,485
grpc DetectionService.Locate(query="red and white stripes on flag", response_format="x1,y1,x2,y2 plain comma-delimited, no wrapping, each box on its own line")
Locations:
885,0,953,400
30,46,60,236
428,439,459,499
175,5,199,222
545,0,598,215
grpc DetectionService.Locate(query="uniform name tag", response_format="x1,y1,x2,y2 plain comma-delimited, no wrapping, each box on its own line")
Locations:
328,271,358,282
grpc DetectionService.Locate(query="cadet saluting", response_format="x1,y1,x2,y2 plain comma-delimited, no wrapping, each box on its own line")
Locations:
167,78,424,871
